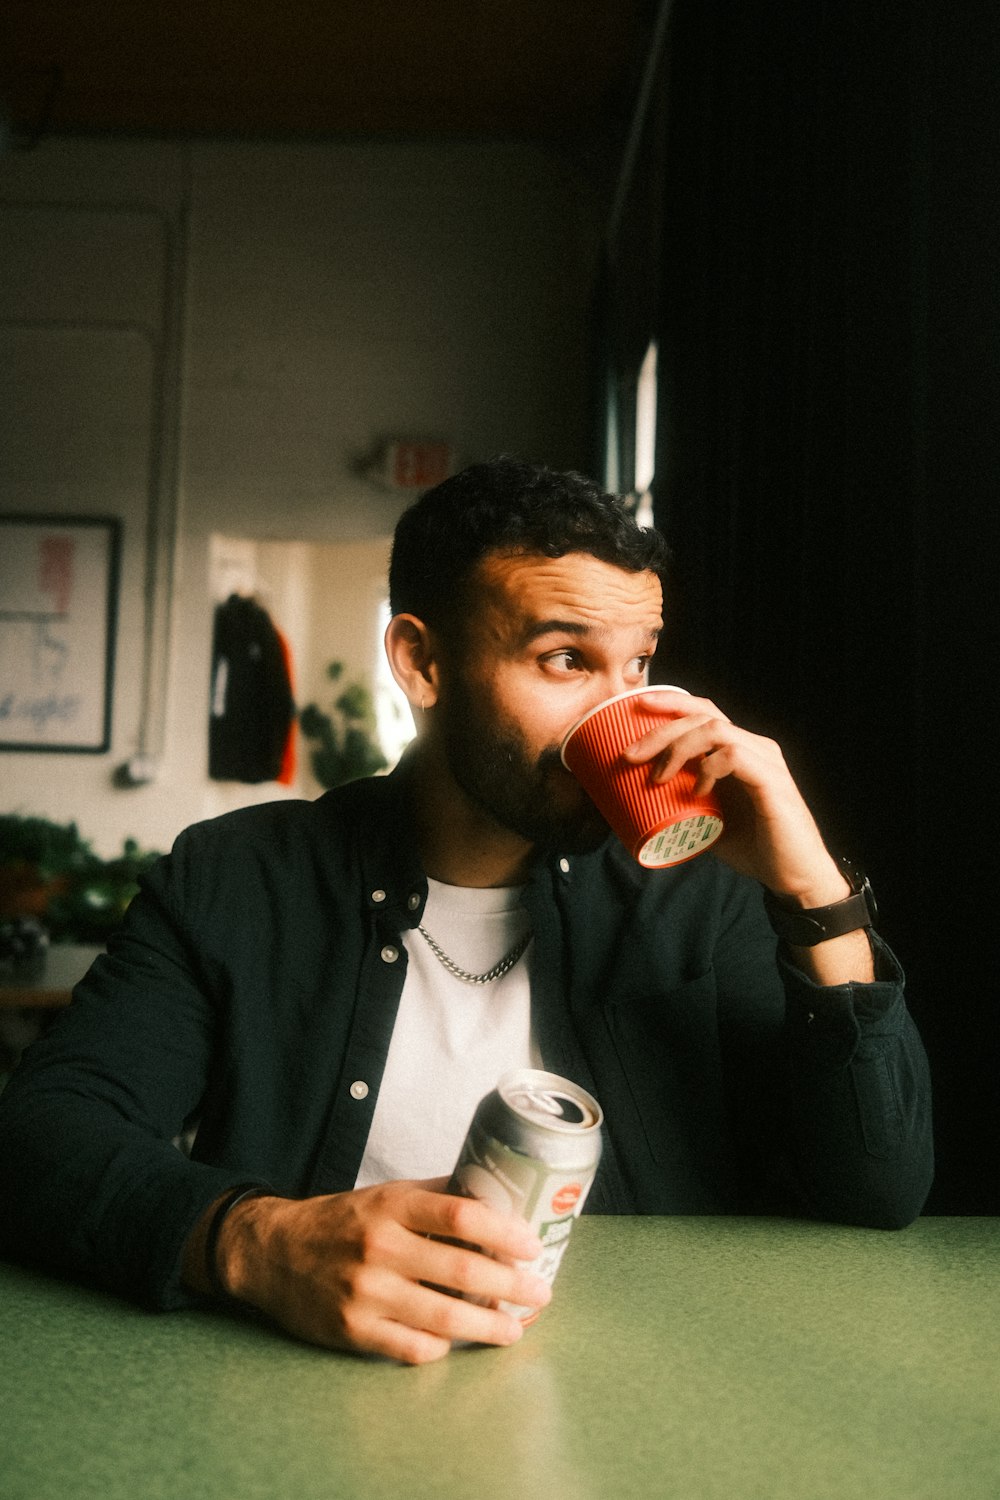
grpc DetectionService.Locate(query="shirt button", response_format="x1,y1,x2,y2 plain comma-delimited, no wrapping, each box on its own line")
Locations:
407,892,421,910
559,857,571,874
371,889,387,903
380,944,399,964
350,1080,369,1100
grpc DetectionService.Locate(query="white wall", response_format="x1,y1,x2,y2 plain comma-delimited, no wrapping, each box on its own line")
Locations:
202,532,400,815
0,134,601,856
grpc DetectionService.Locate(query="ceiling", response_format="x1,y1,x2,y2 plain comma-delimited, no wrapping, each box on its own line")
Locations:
2,1,653,152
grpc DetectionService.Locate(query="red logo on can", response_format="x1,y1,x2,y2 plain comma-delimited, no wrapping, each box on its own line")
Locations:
551,1183,582,1215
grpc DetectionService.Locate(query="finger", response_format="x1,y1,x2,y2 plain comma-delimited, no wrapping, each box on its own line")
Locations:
340,1265,531,1365
692,745,721,797
634,689,727,721
414,1237,552,1309
623,714,728,777
326,1267,457,1365
405,1187,545,1262
417,1241,552,1308
376,1326,454,1366
417,1290,529,1349
391,1276,532,1350
691,743,745,798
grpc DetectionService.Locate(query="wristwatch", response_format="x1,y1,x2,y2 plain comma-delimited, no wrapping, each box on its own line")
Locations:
762,858,877,946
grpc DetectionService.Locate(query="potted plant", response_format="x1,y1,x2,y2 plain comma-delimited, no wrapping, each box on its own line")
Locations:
0,816,96,922
0,816,161,943
299,661,388,789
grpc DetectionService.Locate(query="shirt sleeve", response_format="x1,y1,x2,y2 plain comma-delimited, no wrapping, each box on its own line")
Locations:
0,840,257,1310
715,879,933,1227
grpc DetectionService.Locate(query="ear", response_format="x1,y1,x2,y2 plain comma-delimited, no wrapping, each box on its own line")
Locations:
383,613,442,711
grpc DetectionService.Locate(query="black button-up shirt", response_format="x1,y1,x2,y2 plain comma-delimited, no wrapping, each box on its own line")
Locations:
0,758,933,1308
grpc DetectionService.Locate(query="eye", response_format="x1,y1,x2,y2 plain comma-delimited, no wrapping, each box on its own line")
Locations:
541,648,584,673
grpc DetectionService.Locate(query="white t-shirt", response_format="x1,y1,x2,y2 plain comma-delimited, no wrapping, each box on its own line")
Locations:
354,878,540,1187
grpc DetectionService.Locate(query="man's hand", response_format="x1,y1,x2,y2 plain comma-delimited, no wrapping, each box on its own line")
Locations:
624,689,874,983
624,690,838,896
184,1178,551,1366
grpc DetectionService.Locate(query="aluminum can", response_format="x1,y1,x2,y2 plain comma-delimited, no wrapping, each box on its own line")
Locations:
448,1068,603,1322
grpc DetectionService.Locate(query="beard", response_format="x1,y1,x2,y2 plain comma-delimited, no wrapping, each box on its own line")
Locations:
437,687,611,856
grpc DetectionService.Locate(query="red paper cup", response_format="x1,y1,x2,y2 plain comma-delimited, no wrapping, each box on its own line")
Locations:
560,686,724,868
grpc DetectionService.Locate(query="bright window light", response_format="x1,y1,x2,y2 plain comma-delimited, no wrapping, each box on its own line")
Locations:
635,341,658,492
634,341,658,527
605,371,621,493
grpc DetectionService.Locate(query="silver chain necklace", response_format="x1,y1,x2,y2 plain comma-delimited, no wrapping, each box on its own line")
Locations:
416,924,533,986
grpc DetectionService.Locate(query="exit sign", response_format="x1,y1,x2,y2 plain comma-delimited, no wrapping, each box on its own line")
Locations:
385,441,455,489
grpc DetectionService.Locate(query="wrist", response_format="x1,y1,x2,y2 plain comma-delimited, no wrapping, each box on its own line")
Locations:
765,851,851,910
182,1185,273,1303
213,1191,280,1304
763,857,876,948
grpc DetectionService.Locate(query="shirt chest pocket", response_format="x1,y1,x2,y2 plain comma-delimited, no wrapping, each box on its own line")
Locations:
605,971,719,1054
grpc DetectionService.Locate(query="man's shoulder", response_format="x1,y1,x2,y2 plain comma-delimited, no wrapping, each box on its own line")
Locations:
137,774,410,921
172,773,399,856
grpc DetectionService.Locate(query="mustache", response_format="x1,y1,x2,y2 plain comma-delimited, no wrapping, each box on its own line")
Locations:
538,745,569,774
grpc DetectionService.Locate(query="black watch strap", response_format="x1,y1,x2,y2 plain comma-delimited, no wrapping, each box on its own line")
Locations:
762,859,877,947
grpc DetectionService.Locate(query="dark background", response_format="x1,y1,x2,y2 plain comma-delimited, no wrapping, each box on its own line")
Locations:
640,1,999,1212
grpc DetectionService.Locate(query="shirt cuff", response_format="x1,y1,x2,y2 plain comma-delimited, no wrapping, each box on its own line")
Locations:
778,934,908,1069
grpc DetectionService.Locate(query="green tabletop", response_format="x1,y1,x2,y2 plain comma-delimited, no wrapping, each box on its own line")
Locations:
3,1217,997,1500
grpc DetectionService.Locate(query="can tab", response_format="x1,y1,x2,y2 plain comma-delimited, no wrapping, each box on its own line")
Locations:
508,1088,586,1125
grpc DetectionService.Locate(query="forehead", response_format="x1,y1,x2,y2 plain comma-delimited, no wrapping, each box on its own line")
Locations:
470,550,663,641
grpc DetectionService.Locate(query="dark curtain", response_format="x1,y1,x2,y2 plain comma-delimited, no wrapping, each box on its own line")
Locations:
619,0,999,1211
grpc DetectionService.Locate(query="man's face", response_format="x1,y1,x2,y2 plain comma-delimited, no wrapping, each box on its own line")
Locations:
433,551,664,854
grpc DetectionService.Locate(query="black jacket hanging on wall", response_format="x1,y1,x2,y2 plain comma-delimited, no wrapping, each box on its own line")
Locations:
209,594,296,783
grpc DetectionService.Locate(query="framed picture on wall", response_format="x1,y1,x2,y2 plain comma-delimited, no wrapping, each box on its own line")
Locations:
0,515,121,753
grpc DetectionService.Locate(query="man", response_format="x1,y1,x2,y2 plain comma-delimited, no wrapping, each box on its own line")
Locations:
0,459,932,1365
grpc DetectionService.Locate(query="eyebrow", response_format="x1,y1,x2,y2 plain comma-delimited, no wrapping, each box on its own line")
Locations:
520,619,662,648
522,618,590,643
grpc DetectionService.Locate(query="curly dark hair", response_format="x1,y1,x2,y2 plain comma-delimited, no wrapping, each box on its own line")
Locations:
388,456,668,632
